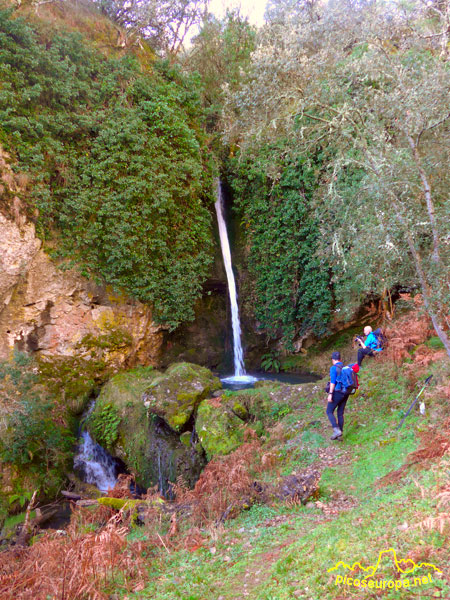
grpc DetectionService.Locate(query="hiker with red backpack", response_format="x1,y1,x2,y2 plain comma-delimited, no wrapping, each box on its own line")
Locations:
356,326,385,366
326,351,359,440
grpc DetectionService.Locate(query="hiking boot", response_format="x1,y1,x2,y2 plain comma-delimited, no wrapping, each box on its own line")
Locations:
330,427,342,440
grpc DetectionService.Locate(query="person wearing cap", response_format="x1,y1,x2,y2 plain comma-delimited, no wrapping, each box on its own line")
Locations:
326,351,349,440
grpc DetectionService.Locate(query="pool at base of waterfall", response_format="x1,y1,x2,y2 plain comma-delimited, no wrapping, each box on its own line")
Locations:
219,371,320,391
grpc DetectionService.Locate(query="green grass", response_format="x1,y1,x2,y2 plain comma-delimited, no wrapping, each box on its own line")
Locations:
424,336,445,350
121,359,450,600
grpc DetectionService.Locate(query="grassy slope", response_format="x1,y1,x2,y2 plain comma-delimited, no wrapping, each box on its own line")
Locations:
125,353,450,600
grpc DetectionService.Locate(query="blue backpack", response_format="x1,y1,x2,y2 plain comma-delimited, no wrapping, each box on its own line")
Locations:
336,365,358,395
373,328,387,350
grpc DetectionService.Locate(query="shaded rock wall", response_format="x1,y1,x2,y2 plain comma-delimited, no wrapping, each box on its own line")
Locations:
160,220,232,371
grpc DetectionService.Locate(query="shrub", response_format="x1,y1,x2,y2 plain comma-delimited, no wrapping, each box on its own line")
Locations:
260,352,281,373
0,353,75,492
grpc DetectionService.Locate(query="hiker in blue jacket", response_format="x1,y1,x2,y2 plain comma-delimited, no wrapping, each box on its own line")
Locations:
326,351,349,440
356,326,382,366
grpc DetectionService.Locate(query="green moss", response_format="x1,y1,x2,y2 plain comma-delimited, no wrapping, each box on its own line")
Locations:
196,398,245,460
180,431,192,447
144,362,221,432
78,326,133,352
88,368,161,485
232,401,249,420
227,389,273,422
97,497,139,510
37,355,109,416
86,366,207,491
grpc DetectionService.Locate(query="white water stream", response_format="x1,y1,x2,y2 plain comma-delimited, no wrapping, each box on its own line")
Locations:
73,402,118,492
215,180,256,385
73,430,118,492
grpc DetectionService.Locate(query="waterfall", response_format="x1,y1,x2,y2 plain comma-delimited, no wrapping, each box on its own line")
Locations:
73,402,118,492
215,180,256,383
74,430,118,492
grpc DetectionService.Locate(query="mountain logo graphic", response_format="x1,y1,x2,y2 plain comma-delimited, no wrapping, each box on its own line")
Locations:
327,548,442,580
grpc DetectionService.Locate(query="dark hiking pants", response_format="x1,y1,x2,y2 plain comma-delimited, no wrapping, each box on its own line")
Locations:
326,390,349,431
357,346,374,366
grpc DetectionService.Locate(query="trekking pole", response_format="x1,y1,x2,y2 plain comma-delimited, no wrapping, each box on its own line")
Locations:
396,375,433,431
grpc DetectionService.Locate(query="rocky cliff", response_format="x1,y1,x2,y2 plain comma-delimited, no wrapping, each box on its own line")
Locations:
0,149,163,368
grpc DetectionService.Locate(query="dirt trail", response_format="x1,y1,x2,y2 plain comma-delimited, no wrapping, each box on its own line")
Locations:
220,444,358,600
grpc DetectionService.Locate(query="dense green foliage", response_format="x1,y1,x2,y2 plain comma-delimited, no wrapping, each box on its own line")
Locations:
0,353,75,492
186,9,256,132
87,402,120,449
229,153,332,344
221,0,450,353
0,7,214,328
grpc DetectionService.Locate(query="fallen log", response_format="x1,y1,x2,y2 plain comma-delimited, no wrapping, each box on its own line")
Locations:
16,501,59,546
76,499,99,507
61,491,81,501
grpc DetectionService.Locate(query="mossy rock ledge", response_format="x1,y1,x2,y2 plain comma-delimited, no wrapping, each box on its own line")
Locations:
143,362,222,432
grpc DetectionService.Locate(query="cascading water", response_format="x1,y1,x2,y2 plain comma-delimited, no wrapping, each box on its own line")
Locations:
73,402,118,492
215,180,256,385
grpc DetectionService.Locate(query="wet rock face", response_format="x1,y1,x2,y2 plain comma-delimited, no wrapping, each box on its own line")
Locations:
143,362,222,432
146,417,207,496
160,289,229,371
0,151,163,368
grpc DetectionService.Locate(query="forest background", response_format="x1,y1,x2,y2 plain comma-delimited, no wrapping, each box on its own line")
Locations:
0,0,449,354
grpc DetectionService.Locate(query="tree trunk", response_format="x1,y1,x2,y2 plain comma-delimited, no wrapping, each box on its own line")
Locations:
389,192,450,359
404,228,450,359
407,135,441,264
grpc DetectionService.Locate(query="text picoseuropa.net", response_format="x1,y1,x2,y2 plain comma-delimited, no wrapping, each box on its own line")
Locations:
334,572,433,590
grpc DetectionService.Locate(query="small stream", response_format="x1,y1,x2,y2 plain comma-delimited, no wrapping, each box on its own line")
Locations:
72,404,205,498
73,401,122,492
73,429,119,492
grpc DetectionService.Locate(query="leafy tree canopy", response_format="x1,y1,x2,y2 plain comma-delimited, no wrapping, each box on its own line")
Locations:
223,0,450,354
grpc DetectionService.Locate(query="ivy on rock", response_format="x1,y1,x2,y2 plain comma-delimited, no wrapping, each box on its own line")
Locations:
229,151,332,346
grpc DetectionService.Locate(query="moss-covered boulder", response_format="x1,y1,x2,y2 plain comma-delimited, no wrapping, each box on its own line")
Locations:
195,398,245,460
87,366,207,491
87,366,159,478
225,389,274,423
143,362,221,432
